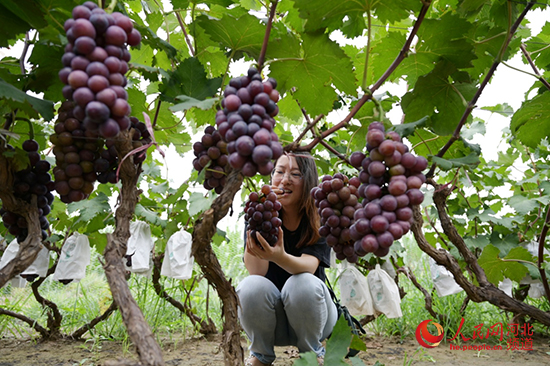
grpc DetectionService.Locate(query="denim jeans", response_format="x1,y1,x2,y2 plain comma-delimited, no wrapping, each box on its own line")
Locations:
236,273,338,365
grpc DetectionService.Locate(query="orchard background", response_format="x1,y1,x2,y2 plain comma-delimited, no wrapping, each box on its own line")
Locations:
1,0,550,365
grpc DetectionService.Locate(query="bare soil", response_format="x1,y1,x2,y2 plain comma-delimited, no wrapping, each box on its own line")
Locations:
1,333,549,366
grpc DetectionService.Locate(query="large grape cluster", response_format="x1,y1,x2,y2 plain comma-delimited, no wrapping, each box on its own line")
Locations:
314,122,427,262
311,174,362,263
192,125,229,193
51,102,150,203
58,1,141,139
53,2,144,203
216,67,283,177
1,140,53,243
244,185,283,247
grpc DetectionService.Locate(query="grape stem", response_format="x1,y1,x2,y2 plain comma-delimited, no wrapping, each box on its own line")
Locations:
520,43,550,92
176,11,195,56
318,139,352,166
294,0,433,152
426,1,536,178
284,94,324,152
536,206,550,303
257,0,278,73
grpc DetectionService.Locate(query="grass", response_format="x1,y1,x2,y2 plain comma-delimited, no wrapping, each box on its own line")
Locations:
1,228,549,353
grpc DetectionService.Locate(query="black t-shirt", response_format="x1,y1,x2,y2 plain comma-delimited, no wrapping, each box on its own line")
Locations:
245,216,331,291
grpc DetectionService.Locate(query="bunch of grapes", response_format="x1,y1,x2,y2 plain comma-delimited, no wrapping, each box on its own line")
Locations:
58,1,141,139
243,185,283,246
51,101,99,202
216,67,283,177
310,174,362,263
1,140,53,243
348,122,427,258
192,126,229,194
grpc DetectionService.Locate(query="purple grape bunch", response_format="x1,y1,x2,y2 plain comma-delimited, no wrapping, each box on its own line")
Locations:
58,1,141,139
313,122,427,262
311,174,363,263
192,125,229,193
215,67,283,177
1,140,53,243
244,185,283,246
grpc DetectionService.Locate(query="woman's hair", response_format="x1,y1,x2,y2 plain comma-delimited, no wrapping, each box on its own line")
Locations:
277,151,321,248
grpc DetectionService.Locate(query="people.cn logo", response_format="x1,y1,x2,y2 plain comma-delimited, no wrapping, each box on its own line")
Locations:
415,319,445,348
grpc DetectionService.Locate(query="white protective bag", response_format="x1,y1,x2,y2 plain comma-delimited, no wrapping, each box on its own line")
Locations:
0,239,26,288
161,229,194,280
21,246,50,280
367,264,402,318
126,221,155,275
53,233,91,283
338,261,375,317
428,255,463,297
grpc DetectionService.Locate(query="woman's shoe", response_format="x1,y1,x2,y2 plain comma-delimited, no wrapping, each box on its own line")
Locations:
245,355,273,366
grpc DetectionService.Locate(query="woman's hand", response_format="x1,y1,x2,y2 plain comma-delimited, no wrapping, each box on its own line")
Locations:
246,227,285,263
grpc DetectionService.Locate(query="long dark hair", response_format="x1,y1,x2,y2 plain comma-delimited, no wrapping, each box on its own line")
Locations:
276,152,320,248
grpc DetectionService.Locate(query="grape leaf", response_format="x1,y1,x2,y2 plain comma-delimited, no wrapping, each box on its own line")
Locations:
135,204,168,228
401,60,477,135
269,32,357,117
188,191,216,216
195,13,265,58
431,153,480,171
171,96,218,112
478,244,532,284
507,195,539,216
0,78,54,121
67,193,112,225
159,57,222,103
510,91,550,148
324,316,352,365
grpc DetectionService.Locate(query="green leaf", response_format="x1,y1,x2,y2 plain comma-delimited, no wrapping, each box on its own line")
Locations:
431,152,480,171
391,116,429,137
188,191,216,216
292,351,318,366
510,91,550,148
0,78,54,121
508,195,539,216
159,57,222,103
480,103,514,117
269,32,357,117
401,60,477,135
195,13,264,58
67,193,112,225
415,13,476,69
478,244,529,284
170,96,218,112
135,204,168,228
324,316,352,365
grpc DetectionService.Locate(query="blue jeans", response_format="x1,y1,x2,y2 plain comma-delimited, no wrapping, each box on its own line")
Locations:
236,273,338,365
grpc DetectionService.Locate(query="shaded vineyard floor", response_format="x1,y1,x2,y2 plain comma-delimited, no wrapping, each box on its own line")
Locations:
1,333,549,365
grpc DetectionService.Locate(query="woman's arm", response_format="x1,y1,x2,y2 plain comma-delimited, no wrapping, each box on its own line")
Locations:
243,230,269,275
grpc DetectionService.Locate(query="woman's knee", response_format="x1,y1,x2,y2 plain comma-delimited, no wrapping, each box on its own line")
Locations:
281,273,324,303
237,275,278,304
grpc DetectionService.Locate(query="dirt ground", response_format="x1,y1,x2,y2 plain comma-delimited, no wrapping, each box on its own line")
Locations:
1,333,549,366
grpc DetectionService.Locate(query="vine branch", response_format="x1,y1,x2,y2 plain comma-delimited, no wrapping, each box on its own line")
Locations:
295,0,433,152
520,43,550,91
257,0,278,73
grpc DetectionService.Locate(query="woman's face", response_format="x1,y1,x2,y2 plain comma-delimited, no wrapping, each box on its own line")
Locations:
271,155,304,212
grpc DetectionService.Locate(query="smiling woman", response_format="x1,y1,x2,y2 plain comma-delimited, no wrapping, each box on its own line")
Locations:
237,152,336,366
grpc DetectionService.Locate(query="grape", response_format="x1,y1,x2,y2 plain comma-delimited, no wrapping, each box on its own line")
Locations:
2,140,53,244
219,67,282,177
192,125,230,194
244,185,282,247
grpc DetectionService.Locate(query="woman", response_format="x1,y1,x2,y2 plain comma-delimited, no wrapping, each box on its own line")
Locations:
236,152,337,366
